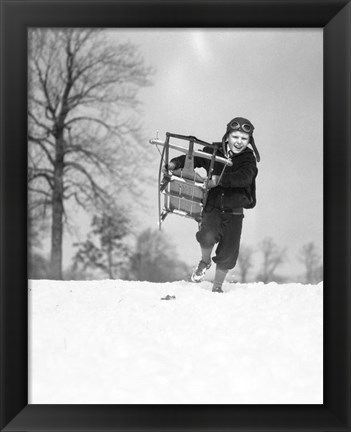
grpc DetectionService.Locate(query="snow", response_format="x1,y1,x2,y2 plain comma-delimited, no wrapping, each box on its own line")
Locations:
28,279,323,404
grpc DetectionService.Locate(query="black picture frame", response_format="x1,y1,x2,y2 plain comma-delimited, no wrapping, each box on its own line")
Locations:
1,0,350,431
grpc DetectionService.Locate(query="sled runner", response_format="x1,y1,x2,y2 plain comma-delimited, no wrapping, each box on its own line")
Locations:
149,132,232,229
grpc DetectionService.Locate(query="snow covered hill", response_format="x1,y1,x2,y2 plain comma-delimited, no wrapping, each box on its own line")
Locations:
28,279,323,404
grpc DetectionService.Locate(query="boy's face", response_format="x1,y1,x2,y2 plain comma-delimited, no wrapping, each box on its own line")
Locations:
227,130,250,155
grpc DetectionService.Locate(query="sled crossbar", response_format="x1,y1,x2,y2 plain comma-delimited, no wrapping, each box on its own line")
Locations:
168,175,204,188
149,139,232,167
150,131,232,229
163,190,203,205
164,132,214,148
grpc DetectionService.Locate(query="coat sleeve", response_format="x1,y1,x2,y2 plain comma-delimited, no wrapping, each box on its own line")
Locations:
170,149,210,171
169,154,186,170
219,154,257,188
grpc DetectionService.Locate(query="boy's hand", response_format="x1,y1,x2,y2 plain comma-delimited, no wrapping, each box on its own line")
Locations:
208,175,220,189
162,161,176,175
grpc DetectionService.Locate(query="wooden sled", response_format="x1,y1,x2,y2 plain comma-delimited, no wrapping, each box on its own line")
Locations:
149,132,232,229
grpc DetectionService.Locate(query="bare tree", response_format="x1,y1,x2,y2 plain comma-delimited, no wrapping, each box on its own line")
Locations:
298,242,322,284
236,244,255,282
28,207,50,279
28,29,153,279
257,237,287,283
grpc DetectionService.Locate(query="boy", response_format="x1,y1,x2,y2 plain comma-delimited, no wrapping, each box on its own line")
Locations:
165,117,259,292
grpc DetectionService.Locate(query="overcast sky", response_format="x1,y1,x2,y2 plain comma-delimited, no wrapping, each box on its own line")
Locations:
66,29,323,280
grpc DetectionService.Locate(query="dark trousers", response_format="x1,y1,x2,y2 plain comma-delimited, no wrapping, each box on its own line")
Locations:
196,209,244,270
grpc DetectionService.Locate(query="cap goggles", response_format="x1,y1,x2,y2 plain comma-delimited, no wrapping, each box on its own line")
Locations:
227,120,254,135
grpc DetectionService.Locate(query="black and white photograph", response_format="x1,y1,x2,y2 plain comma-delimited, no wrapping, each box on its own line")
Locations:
27,28,323,405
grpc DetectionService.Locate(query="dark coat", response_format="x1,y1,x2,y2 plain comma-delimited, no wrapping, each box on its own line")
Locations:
170,145,258,211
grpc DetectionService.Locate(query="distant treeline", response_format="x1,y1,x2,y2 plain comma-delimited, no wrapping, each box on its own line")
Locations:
229,238,323,284
29,211,322,284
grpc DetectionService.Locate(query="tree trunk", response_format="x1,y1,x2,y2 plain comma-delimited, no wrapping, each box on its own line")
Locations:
50,135,64,279
107,243,114,279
